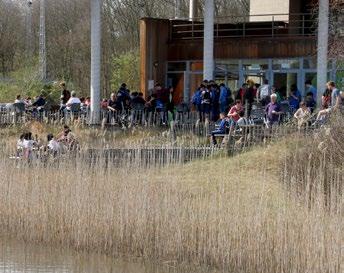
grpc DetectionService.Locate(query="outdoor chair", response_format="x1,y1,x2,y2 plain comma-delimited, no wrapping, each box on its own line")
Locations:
68,103,81,122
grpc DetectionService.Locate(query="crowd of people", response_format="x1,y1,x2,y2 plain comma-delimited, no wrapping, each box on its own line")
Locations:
15,125,78,160
209,80,344,145
60,82,177,124
9,78,344,131
8,78,344,149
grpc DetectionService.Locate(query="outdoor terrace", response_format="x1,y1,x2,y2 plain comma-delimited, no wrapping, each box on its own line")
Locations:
170,13,317,40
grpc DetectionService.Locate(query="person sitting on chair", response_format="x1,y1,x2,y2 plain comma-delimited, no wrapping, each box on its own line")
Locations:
237,111,249,127
313,82,340,125
294,101,311,128
210,112,228,145
227,100,243,127
66,91,81,111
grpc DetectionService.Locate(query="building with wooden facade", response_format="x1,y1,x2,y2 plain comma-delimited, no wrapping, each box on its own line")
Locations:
140,0,339,103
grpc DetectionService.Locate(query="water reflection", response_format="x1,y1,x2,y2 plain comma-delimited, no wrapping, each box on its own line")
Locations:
0,238,217,273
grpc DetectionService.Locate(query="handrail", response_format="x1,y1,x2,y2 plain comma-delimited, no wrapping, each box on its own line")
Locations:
171,12,316,22
170,13,317,40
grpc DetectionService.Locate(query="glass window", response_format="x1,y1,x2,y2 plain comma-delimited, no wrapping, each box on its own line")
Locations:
336,71,344,89
215,59,239,71
241,59,269,71
191,62,203,71
303,58,317,69
273,59,299,70
167,62,186,72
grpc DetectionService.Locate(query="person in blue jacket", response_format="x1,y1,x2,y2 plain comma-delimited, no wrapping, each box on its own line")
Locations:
211,112,228,145
219,83,230,113
192,85,204,120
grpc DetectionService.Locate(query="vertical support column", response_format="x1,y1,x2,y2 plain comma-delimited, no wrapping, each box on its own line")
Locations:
184,61,191,103
238,60,244,88
203,0,214,81
189,0,197,21
299,57,305,96
90,0,102,124
316,0,329,106
268,59,274,87
39,0,46,81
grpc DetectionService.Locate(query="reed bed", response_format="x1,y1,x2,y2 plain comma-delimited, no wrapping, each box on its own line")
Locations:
0,119,344,272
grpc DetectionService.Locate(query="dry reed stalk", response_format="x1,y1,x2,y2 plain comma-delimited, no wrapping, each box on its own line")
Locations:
0,135,343,272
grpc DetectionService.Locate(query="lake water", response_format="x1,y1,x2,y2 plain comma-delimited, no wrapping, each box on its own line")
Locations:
0,238,217,273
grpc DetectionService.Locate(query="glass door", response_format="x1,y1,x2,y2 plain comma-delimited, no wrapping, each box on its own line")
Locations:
273,71,300,98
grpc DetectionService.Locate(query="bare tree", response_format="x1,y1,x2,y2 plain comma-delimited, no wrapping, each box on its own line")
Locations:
329,0,344,60
0,1,25,76
0,0,250,95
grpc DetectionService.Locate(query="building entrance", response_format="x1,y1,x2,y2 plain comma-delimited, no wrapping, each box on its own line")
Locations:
273,72,299,97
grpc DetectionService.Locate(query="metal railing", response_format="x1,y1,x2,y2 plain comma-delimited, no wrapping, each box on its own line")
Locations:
170,13,317,40
0,108,213,129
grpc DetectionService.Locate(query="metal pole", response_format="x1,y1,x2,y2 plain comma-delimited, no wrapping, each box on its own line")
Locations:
26,1,33,59
203,0,214,81
184,61,191,103
39,0,46,80
189,0,197,21
90,0,102,124
316,0,329,106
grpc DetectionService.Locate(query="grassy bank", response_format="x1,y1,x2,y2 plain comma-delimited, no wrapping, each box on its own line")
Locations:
0,122,343,272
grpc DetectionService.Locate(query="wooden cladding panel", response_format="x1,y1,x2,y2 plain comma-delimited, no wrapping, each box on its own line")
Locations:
168,37,317,60
140,18,170,97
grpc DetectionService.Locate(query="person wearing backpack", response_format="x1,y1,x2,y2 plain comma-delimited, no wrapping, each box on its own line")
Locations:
201,85,212,120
